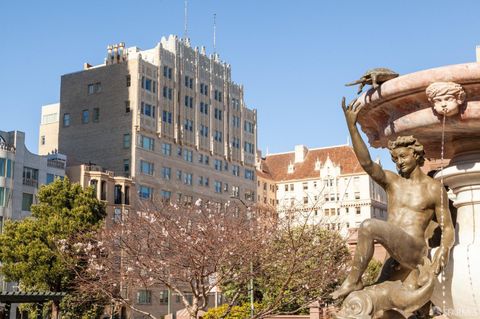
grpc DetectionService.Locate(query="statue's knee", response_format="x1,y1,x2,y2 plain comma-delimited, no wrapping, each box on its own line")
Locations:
360,219,375,235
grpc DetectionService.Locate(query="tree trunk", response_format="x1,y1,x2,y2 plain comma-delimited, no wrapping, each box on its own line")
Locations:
51,300,60,319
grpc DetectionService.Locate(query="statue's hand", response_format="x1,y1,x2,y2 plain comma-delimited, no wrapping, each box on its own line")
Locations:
341,97,362,127
432,246,450,275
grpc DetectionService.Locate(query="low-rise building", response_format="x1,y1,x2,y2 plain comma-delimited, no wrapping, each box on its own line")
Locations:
66,164,133,227
0,130,66,225
256,144,388,260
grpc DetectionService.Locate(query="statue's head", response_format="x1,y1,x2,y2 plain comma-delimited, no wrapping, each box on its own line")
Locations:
426,81,466,117
388,136,425,177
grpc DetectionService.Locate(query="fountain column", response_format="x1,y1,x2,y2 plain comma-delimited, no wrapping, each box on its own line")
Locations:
432,151,480,319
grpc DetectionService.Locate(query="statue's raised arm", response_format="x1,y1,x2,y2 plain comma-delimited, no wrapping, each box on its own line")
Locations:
342,97,392,188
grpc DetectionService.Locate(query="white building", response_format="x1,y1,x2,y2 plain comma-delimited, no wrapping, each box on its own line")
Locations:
0,130,66,225
256,144,387,235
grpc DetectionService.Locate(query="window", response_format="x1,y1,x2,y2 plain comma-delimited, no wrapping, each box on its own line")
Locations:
232,116,240,128
232,185,240,197
162,111,172,123
205,177,209,187
290,184,294,191
82,109,89,124
177,146,182,157
215,181,222,193
46,173,54,184
22,193,33,211
198,176,204,186
168,68,172,79
93,107,100,122
139,185,153,200
125,186,130,205
245,169,254,181
215,159,222,171
161,190,172,201
140,135,154,151
136,290,152,304
244,142,254,154
303,182,308,190
168,88,173,100
200,102,209,115
355,192,361,199
87,82,101,95
63,113,71,127
123,159,130,175
162,167,171,180
244,121,254,133
184,119,193,132
232,165,240,176
123,134,131,148
214,108,222,120
42,113,58,124
125,100,130,113
144,78,153,92
214,130,222,142
162,143,172,156
163,66,168,77
101,181,107,200
159,290,169,304
126,75,131,87
140,160,154,175
40,135,45,145
200,125,209,137
183,150,193,162
232,137,240,149
184,173,193,185
356,207,361,214
23,167,39,187
114,185,122,204
176,170,182,180
141,102,155,118
0,187,7,207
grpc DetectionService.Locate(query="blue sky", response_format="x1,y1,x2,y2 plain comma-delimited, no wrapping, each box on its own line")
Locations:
1,0,479,169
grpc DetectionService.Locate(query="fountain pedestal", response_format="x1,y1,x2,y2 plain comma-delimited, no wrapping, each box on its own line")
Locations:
431,152,480,319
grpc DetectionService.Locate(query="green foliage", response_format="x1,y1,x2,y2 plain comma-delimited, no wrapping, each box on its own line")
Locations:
203,302,264,319
362,259,383,286
0,178,106,315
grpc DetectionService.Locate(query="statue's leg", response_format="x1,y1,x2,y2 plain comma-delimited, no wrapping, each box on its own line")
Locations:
332,219,426,299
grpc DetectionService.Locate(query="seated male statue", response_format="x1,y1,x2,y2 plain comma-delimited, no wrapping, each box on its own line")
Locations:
332,98,455,300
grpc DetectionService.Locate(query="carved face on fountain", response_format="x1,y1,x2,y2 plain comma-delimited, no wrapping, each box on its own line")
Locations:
426,81,466,117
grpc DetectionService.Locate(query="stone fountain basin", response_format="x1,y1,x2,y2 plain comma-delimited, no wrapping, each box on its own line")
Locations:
356,62,480,160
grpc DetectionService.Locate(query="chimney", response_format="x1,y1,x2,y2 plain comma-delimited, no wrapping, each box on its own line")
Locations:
294,145,308,163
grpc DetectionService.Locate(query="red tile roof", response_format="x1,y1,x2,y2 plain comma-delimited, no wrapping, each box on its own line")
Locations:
259,145,364,182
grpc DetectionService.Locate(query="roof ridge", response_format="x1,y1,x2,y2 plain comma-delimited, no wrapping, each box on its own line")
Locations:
265,144,351,157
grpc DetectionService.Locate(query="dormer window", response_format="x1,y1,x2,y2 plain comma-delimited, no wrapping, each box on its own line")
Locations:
288,163,295,174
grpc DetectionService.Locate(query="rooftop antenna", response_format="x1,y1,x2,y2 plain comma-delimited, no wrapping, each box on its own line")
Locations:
213,13,217,54
184,0,189,40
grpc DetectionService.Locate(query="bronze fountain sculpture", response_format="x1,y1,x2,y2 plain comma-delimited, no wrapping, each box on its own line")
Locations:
333,74,476,319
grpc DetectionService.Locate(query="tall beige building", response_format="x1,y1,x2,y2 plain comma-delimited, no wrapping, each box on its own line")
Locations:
56,36,257,204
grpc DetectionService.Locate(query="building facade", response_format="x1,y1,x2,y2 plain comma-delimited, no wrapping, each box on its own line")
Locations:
56,36,257,205
66,164,133,227
0,130,66,225
256,144,388,235
38,103,60,155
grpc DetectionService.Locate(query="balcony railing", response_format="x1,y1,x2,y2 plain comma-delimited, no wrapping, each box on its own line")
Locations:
23,178,38,187
47,159,66,170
